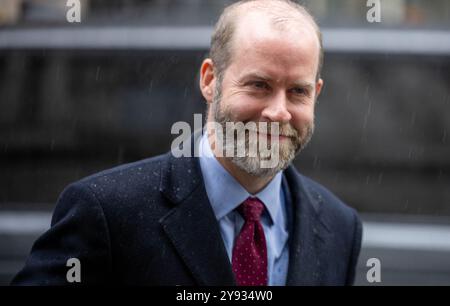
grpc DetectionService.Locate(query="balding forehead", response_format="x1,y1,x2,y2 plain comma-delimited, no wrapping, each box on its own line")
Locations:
232,0,318,30
232,9,320,52
230,1,320,47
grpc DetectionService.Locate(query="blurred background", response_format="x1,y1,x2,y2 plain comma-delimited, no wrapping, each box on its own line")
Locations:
0,0,449,285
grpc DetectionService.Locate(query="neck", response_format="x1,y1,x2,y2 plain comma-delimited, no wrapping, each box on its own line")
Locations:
217,157,274,194
207,130,274,195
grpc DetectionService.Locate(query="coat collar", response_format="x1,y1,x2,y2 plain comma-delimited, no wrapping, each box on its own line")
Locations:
158,131,332,286
158,131,236,285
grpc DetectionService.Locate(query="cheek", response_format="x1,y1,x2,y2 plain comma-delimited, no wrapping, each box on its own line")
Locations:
290,107,315,129
223,96,264,121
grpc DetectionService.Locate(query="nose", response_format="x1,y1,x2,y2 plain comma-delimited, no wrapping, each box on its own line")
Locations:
261,91,292,123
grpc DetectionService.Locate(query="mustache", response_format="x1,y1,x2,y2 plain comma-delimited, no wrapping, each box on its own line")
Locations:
213,103,300,138
241,122,299,138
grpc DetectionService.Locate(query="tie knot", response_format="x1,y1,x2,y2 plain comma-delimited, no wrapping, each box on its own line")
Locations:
239,197,265,222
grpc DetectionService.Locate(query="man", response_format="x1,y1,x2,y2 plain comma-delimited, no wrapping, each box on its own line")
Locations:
12,0,362,286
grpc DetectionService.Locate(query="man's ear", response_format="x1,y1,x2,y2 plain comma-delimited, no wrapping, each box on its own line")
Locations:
315,78,324,99
199,58,216,104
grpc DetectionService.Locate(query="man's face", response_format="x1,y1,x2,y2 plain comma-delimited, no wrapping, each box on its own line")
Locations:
209,13,323,176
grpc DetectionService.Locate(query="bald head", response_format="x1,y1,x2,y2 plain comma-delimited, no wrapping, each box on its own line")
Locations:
210,0,323,82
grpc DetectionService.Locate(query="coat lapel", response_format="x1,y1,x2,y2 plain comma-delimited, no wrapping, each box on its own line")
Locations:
158,132,236,286
284,166,332,286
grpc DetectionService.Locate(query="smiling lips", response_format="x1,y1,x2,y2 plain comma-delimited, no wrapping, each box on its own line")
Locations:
256,132,292,141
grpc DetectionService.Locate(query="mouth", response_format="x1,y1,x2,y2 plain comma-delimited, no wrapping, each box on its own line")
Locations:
256,131,291,141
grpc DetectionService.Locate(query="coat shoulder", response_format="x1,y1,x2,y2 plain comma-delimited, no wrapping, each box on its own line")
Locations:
75,152,170,192
60,152,172,215
78,153,168,186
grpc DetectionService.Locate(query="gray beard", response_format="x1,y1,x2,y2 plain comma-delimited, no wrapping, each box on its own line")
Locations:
210,86,314,177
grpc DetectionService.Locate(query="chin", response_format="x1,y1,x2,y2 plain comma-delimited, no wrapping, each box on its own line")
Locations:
230,155,291,177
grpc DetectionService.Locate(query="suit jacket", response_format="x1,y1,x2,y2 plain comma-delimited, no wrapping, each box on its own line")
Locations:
11,133,363,286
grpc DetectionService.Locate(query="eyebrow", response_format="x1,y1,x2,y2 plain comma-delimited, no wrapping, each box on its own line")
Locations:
240,72,315,91
240,72,272,82
291,81,315,92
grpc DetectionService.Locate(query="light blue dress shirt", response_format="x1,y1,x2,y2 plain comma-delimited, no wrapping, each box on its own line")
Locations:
198,132,290,285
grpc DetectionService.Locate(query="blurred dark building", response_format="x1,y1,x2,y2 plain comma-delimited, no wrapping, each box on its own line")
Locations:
1,0,449,285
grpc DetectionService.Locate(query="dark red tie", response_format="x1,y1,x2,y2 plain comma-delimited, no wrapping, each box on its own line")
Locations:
232,197,268,286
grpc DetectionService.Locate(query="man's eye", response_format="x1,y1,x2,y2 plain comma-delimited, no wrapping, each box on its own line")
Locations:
251,81,269,90
290,87,307,95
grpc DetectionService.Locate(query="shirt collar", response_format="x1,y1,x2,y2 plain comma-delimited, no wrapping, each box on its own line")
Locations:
198,132,283,225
